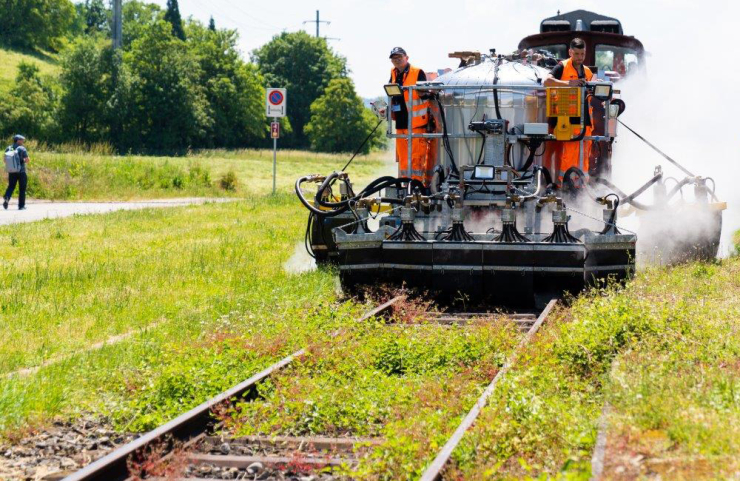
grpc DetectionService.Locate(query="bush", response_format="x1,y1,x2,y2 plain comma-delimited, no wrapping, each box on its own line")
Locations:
219,170,237,191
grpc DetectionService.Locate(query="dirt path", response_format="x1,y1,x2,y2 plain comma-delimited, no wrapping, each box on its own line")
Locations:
0,198,235,226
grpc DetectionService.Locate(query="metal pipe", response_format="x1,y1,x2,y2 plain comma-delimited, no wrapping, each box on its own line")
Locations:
406,86,412,180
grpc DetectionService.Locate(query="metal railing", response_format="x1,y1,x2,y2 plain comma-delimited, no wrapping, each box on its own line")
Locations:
386,83,614,177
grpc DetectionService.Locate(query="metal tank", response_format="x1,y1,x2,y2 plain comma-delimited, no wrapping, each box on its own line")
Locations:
431,57,551,171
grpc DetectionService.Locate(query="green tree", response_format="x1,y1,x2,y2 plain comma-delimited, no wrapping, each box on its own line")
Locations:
208,16,215,31
122,0,162,48
252,31,347,148
125,20,210,151
304,78,384,154
164,0,185,41
187,22,265,147
0,0,76,51
0,62,58,139
83,0,108,34
57,37,111,143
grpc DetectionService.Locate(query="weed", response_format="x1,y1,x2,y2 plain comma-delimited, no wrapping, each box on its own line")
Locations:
127,438,189,481
219,169,238,191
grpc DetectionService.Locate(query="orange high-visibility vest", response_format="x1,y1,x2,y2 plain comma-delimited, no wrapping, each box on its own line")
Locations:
560,58,593,83
555,58,594,182
390,66,429,128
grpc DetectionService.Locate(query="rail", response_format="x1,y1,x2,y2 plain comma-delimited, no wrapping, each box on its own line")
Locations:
62,298,403,481
419,299,558,481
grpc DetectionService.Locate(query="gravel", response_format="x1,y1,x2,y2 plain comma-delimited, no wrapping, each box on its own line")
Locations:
0,415,137,481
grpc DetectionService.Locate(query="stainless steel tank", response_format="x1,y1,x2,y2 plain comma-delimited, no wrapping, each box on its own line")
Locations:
433,57,550,170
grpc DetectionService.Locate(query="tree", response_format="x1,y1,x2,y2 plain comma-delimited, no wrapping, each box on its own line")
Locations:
187,23,265,147
125,20,210,151
252,31,347,148
0,62,58,139
164,0,186,41
304,78,384,154
57,38,111,143
208,16,215,31
122,0,162,48
84,0,108,34
0,0,76,51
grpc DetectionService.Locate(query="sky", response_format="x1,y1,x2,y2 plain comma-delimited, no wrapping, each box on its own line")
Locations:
150,0,737,98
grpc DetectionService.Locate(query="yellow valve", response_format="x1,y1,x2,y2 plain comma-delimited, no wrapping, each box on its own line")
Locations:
546,87,582,141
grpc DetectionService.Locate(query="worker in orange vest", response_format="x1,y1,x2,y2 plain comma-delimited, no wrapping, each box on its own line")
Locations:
543,38,593,185
388,47,433,187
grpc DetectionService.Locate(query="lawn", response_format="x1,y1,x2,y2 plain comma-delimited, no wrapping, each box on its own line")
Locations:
26,145,394,200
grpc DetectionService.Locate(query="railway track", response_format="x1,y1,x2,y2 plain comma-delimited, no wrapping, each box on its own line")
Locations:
62,297,557,481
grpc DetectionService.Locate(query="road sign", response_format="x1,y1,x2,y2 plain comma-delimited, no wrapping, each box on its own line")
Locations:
271,121,280,139
266,88,287,117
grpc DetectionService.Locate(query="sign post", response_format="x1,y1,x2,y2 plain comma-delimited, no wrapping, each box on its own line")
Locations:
266,88,287,194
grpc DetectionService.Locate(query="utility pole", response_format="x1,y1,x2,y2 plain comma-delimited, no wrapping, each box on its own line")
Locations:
112,0,122,49
303,10,329,38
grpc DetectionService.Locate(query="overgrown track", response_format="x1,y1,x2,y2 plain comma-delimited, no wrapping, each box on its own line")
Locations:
62,300,402,481
62,297,556,480
420,299,558,481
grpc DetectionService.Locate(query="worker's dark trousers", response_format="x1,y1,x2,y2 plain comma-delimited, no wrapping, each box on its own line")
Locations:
5,172,27,209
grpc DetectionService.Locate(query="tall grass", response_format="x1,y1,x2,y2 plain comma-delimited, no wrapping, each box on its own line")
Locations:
19,146,393,200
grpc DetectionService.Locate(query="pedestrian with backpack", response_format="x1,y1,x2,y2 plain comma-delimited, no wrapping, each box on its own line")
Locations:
4,134,29,210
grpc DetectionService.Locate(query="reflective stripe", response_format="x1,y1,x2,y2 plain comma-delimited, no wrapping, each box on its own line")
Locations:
410,169,435,177
411,99,426,107
412,110,428,117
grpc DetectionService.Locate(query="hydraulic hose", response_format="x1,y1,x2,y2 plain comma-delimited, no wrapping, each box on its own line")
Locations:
295,176,350,217
492,56,502,120
600,193,620,235
434,94,460,176
594,178,656,211
297,174,424,218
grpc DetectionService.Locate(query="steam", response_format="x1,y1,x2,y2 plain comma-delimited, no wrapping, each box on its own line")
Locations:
607,8,740,259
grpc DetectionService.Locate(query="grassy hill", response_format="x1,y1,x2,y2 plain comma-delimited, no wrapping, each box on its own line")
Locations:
0,48,59,94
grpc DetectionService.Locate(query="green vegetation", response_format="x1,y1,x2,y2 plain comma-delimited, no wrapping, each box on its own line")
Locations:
226,319,522,479
445,260,740,479
0,195,341,431
0,0,75,52
0,1,380,154
25,147,392,200
0,48,58,95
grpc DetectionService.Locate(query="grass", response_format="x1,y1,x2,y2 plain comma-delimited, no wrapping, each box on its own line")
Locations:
0,47,59,94
1,136,739,479
442,260,740,480
25,145,393,200
0,194,343,432
223,315,522,479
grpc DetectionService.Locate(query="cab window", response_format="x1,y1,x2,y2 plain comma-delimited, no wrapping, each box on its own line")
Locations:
595,45,639,76
536,44,568,60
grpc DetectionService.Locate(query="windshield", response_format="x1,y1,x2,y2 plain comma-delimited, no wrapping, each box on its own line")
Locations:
595,45,640,77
